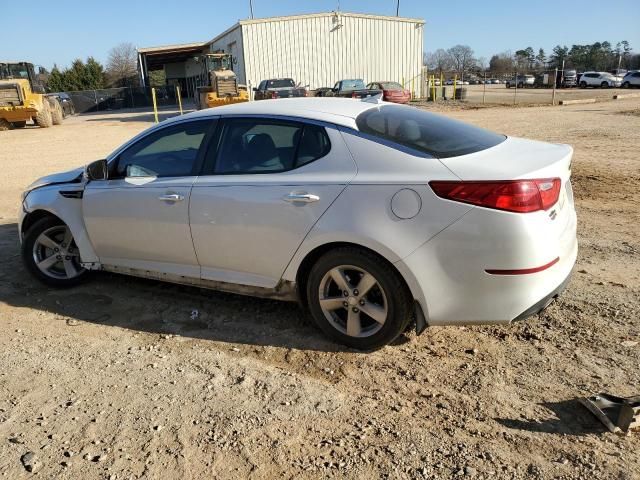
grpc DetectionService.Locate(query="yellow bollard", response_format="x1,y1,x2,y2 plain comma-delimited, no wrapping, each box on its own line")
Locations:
440,72,444,99
176,85,183,115
151,87,159,123
453,74,457,101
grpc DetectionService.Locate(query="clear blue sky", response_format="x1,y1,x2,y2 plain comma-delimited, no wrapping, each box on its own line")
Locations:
2,0,638,69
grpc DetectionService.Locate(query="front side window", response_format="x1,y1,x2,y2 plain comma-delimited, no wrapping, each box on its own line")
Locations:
213,118,330,174
116,121,211,178
356,105,506,159
340,79,365,91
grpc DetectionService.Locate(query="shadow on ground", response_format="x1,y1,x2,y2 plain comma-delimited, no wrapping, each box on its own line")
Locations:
495,399,606,436
1,222,391,353
80,106,195,124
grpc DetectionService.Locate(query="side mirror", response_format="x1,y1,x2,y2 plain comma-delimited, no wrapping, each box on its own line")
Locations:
85,159,108,181
252,87,259,92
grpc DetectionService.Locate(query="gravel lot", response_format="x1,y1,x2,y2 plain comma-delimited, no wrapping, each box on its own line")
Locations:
1,100,639,479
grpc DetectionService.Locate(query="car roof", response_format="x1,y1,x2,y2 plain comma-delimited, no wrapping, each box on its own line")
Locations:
172,98,382,129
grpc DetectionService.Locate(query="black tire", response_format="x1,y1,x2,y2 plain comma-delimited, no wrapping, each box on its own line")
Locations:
51,101,64,125
600,81,609,88
622,81,630,88
22,216,89,288
12,121,27,128
306,247,413,350
34,101,53,128
580,81,587,88
0,118,12,131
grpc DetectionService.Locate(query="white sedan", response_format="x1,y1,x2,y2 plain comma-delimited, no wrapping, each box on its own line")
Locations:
19,98,577,349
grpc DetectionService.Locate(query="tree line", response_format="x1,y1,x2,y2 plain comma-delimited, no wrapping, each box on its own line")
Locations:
45,43,140,92
425,41,638,76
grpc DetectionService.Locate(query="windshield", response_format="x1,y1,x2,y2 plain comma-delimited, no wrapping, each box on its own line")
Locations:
0,63,29,80
380,82,403,90
340,79,365,91
267,79,295,88
356,105,506,158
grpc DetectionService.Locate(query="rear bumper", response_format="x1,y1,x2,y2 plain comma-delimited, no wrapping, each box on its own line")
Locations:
513,269,572,321
395,202,578,326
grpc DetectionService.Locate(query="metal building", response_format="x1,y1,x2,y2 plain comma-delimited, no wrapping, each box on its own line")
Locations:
138,11,425,98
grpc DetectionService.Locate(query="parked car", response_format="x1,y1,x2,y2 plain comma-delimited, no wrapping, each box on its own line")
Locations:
610,69,627,78
490,79,501,84
366,81,410,104
505,75,535,88
557,69,578,88
579,72,622,88
19,98,577,350
46,92,75,117
253,78,307,100
621,71,640,88
317,79,382,98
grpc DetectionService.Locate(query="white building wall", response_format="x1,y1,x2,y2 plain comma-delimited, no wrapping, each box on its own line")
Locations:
239,13,424,96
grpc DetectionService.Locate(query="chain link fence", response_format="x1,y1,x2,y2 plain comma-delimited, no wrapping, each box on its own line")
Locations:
419,69,632,106
63,86,181,114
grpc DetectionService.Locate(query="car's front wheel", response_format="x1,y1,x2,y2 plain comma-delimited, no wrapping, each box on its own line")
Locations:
22,216,88,287
580,81,587,88
306,247,413,350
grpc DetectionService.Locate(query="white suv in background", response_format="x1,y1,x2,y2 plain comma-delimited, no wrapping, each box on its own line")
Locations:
622,71,640,88
579,72,622,88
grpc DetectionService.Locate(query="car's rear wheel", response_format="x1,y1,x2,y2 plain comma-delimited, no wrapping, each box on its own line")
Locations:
600,81,609,88
22,217,88,287
306,247,413,350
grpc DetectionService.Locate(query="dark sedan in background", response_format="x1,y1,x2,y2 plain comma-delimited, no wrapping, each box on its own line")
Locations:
46,93,75,117
253,78,307,100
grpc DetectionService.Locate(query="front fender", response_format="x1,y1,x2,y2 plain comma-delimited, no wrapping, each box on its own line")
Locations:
21,186,99,264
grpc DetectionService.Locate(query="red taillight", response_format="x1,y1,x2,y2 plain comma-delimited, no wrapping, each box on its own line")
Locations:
271,91,278,99
429,178,561,213
351,91,357,98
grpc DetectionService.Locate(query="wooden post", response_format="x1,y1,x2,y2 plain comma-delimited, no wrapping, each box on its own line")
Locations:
551,68,558,106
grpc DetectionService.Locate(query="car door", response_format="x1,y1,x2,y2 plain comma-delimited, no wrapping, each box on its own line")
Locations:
83,119,216,277
190,116,357,288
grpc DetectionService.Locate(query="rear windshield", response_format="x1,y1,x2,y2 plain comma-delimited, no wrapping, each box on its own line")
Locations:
340,79,365,91
380,82,403,90
267,79,295,88
355,105,506,158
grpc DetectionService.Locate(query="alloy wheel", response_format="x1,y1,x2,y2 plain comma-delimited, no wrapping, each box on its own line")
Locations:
32,225,84,280
318,265,388,338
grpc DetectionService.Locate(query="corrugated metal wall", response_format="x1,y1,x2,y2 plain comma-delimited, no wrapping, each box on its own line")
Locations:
233,13,424,97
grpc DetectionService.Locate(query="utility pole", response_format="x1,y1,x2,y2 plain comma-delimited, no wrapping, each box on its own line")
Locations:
396,0,400,16
249,0,254,19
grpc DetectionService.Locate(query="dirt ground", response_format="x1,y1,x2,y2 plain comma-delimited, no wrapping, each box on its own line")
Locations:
0,100,639,480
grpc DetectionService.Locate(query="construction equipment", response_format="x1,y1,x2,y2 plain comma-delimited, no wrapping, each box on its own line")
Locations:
0,61,64,131
195,52,248,110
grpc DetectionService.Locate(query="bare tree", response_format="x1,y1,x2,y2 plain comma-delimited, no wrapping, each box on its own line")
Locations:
107,42,139,87
447,45,476,79
424,49,453,74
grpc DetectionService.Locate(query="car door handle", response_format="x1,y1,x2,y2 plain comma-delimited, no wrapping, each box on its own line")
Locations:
158,193,184,202
283,193,320,203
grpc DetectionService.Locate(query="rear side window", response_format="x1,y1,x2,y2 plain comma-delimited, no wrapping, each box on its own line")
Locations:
355,105,505,158
213,118,331,174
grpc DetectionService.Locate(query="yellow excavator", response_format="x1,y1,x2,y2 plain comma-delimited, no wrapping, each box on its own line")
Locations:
0,61,64,130
195,52,248,110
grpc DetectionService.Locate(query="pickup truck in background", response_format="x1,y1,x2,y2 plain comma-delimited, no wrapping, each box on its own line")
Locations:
253,78,307,100
315,79,382,98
